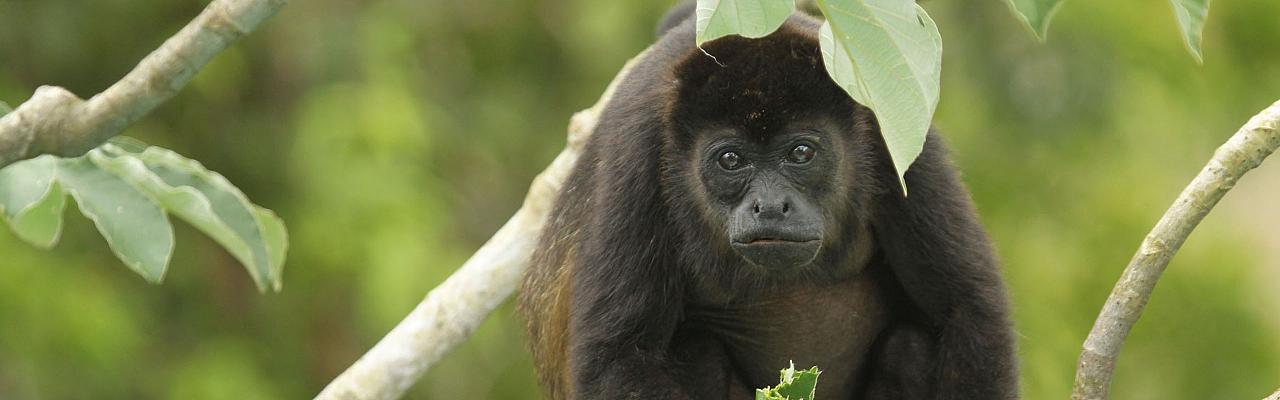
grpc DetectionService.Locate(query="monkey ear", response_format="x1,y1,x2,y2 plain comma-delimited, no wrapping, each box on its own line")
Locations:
869,131,1004,325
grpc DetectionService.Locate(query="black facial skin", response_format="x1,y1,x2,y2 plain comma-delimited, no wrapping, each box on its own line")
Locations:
702,132,828,270
518,3,1018,400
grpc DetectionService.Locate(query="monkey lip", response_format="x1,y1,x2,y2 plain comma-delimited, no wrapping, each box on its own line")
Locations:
730,238,822,269
741,238,818,245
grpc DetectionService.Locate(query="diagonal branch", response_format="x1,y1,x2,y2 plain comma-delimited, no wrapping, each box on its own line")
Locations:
312,50,649,400
1072,99,1280,400
0,0,287,169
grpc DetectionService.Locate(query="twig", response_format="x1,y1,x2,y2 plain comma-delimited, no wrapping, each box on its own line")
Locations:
312,50,648,400
0,0,287,169
1072,100,1280,400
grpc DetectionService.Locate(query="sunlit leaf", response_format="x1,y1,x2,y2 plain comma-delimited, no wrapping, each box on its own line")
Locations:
1170,0,1210,63
816,0,942,191
0,100,11,117
695,0,795,44
1002,0,1065,39
0,139,287,291
57,156,174,282
0,156,66,248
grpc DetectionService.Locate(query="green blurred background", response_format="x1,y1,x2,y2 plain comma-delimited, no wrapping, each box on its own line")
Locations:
1,0,1278,398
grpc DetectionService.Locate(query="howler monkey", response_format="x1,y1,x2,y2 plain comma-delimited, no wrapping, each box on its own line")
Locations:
519,5,1017,400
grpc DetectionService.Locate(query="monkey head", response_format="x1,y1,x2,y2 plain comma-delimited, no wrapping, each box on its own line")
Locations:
662,26,881,275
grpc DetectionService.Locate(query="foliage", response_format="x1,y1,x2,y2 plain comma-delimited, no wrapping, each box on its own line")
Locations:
755,363,821,400
1,0,1278,399
695,0,794,45
0,139,286,291
698,0,942,189
1002,0,1065,39
1004,0,1211,61
1169,0,1211,63
815,0,941,190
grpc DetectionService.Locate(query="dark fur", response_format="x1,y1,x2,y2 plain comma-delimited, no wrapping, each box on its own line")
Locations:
519,8,1017,400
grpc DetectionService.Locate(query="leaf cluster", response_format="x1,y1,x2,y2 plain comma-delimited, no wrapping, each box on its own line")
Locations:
0,139,286,291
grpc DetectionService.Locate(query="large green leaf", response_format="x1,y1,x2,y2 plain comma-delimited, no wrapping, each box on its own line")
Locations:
1170,0,1210,63
1002,0,1065,39
57,156,174,282
0,139,286,291
816,0,942,191
695,0,795,44
94,145,283,291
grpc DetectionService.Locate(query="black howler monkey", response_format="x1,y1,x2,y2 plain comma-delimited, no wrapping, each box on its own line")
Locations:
519,5,1017,400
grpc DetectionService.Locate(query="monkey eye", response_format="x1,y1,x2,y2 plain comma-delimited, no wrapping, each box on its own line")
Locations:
717,151,744,170
787,144,816,164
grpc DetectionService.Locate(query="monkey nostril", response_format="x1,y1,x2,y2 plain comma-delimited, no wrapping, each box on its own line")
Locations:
782,203,790,214
753,203,761,214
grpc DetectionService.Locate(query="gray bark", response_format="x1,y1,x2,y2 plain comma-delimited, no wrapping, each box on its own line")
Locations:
1072,100,1280,400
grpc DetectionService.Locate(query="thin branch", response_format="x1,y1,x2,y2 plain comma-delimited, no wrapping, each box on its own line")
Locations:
1072,100,1280,400
313,50,649,400
0,0,287,169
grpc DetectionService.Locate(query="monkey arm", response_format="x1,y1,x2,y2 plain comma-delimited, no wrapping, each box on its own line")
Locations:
559,100,702,397
870,131,1019,400
565,207,694,397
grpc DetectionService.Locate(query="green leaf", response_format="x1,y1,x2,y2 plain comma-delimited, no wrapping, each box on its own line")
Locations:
755,362,822,400
0,100,11,117
0,156,67,248
816,0,942,191
1002,0,1065,39
0,138,287,291
1170,0,1210,63
92,145,284,291
252,206,288,292
56,156,174,282
695,0,796,44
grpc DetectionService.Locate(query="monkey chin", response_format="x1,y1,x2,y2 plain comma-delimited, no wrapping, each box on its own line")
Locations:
730,239,822,271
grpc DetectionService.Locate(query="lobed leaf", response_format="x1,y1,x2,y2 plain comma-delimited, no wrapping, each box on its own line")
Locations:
1002,0,1065,40
817,0,942,191
695,0,795,44
1170,0,1210,63
755,362,822,400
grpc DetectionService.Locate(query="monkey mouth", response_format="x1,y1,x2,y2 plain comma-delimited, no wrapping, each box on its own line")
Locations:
730,238,822,269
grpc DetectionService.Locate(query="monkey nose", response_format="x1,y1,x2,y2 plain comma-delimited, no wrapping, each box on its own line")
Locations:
751,198,791,220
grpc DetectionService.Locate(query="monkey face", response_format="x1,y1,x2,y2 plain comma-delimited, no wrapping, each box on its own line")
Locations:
696,128,838,271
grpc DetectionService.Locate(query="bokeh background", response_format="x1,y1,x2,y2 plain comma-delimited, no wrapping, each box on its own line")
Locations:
2,0,1278,398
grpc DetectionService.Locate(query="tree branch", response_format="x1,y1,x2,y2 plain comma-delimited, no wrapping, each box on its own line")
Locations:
0,0,287,169
1072,100,1280,400
313,50,649,400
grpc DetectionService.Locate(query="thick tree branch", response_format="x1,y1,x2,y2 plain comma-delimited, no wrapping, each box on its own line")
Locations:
1072,100,1280,400
0,0,287,169
313,51,648,400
